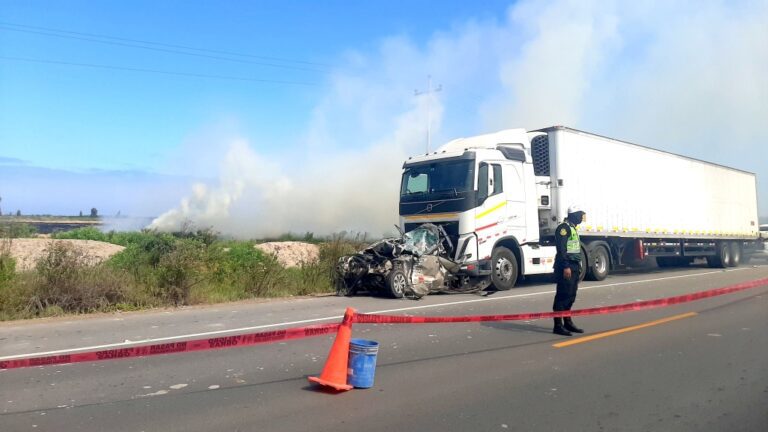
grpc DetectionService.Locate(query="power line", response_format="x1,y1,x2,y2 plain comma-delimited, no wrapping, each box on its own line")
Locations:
0,24,328,73
0,56,320,86
0,21,330,68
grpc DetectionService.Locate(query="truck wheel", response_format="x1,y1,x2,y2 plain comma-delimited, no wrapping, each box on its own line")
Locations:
578,249,587,282
707,243,729,268
491,247,518,290
586,246,609,281
385,269,408,298
728,242,741,267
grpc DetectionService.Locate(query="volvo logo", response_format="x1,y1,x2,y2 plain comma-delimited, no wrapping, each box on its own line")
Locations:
425,204,433,212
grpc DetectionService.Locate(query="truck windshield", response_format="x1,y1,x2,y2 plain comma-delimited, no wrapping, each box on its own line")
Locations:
400,160,474,200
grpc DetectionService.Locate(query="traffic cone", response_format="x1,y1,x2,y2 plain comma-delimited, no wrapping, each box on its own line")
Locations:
308,307,356,391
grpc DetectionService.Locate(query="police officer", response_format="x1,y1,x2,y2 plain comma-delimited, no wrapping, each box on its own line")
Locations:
553,204,586,336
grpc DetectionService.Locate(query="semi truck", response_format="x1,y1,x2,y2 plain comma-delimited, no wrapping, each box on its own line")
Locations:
398,126,762,291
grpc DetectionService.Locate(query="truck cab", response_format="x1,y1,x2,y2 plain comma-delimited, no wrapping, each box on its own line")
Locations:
399,129,554,290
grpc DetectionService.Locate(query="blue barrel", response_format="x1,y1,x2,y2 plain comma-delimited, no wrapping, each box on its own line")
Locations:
347,339,379,388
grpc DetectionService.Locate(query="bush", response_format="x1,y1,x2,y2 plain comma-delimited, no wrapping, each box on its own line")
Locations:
54,227,170,249
151,239,206,305
0,238,15,286
0,223,38,238
205,241,286,297
28,241,128,314
1,227,382,320
52,226,106,242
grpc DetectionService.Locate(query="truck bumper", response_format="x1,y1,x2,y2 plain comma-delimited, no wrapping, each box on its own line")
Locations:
457,259,492,277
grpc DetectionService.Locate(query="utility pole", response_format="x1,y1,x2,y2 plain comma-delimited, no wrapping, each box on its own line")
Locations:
414,75,442,153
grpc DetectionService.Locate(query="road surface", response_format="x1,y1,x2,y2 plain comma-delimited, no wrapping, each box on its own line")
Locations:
1,263,767,431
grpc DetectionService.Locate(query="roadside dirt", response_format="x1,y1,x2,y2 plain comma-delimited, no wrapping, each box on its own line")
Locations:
1,238,319,271
254,242,320,268
2,238,125,271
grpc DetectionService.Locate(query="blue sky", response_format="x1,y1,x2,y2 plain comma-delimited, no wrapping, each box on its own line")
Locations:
1,1,766,236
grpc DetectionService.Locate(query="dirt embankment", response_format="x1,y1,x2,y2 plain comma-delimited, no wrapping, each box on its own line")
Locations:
2,238,320,271
2,238,125,271
254,242,320,267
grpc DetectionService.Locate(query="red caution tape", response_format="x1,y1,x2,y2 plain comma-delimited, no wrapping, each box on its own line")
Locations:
353,277,768,324
3,277,766,371
0,323,339,371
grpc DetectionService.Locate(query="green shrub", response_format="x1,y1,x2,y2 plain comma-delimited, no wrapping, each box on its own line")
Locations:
173,225,218,246
151,239,206,305
0,223,38,238
28,241,128,314
52,226,106,242
206,241,286,297
1,227,381,320
0,238,15,286
0,276,33,320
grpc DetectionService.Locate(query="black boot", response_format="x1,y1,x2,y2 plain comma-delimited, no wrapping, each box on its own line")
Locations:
553,318,572,336
563,317,584,333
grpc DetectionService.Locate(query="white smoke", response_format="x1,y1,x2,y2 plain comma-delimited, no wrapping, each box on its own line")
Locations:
151,0,768,237
150,91,441,237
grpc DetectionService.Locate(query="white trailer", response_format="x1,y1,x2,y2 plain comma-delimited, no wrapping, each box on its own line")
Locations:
398,126,761,290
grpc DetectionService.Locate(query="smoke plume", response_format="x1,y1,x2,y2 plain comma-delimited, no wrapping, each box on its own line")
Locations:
151,0,768,237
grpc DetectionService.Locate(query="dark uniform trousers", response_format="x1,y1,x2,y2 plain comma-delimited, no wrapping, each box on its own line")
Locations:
553,260,581,311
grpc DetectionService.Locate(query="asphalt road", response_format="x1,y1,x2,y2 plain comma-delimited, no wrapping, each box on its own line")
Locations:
1,263,767,432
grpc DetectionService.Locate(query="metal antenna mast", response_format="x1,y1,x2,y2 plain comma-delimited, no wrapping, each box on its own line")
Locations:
414,75,442,153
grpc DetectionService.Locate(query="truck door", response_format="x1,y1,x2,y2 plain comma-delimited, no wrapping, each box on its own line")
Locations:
475,162,508,238
502,163,527,236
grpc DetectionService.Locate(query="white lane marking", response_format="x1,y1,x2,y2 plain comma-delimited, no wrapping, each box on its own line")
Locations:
0,267,757,361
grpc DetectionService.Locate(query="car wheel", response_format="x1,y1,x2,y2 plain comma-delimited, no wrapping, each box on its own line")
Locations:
385,269,408,298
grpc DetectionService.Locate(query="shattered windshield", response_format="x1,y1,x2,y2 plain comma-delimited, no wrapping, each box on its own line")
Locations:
403,226,440,255
400,159,474,199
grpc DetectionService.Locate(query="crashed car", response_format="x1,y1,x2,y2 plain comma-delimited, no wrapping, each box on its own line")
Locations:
335,223,491,299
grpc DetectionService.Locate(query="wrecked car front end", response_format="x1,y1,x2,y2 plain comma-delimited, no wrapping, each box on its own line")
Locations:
335,224,489,299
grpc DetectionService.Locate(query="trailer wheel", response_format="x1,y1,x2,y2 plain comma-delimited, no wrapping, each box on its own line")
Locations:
586,246,609,281
491,247,518,290
385,269,408,298
707,243,730,268
728,242,741,267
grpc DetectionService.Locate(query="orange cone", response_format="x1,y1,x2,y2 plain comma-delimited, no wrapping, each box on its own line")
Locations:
308,307,356,391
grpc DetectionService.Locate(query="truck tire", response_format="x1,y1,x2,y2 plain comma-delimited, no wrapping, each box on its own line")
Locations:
385,269,408,298
728,242,741,267
586,245,609,281
707,243,729,268
491,247,518,290
578,249,587,282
